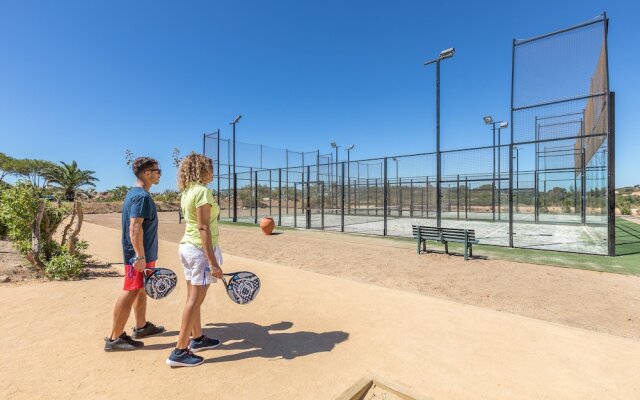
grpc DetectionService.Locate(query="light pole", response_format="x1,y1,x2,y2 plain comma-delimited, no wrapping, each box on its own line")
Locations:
230,115,242,222
346,145,355,213
483,116,508,221
425,47,455,228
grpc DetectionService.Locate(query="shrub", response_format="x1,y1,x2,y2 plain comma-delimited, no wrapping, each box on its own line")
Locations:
0,181,70,259
45,253,84,280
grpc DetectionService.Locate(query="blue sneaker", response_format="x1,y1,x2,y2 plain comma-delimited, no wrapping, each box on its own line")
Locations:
189,335,221,352
166,348,204,367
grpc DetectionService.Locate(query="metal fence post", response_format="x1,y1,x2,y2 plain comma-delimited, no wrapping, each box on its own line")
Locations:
294,184,297,227
383,158,388,236
254,171,258,224
306,165,311,229
608,91,615,256
341,162,345,232
278,168,282,226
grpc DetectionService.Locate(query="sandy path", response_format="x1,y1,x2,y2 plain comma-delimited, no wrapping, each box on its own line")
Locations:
86,212,640,340
2,221,640,399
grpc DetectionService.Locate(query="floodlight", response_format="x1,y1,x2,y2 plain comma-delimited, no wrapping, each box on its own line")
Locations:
330,142,337,148
346,145,355,150
483,116,493,124
230,115,242,124
499,121,509,128
439,48,455,60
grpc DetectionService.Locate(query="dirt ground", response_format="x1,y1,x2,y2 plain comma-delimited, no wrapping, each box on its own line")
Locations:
84,211,640,341
3,215,640,399
0,240,37,283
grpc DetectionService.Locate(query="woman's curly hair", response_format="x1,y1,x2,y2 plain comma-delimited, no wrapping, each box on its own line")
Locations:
177,152,214,191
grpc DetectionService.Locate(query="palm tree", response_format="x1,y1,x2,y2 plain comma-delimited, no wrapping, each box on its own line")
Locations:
45,161,99,201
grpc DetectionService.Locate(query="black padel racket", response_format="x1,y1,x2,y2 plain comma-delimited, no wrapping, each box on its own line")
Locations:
130,258,178,299
143,267,178,299
221,271,260,305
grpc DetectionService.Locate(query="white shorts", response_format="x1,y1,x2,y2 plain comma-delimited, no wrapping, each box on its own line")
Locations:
178,243,223,286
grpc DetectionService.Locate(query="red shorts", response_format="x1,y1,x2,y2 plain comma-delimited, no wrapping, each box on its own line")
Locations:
123,261,156,291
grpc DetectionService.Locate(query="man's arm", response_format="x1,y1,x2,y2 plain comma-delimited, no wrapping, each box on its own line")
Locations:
130,217,146,272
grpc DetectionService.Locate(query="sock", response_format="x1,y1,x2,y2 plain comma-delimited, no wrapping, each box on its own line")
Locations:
193,335,205,342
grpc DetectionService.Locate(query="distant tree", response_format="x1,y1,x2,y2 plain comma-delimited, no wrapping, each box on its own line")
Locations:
45,161,99,201
11,158,58,193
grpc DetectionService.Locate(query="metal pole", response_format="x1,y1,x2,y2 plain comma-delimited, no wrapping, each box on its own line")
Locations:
321,181,325,229
294,184,297,227
347,149,351,214
509,38,516,247
254,171,258,224
335,146,339,210
286,150,289,215
216,131,220,207
498,127,501,220
232,123,237,222
306,165,311,229
535,116,539,223
457,174,460,220
202,133,206,155
383,158,388,235
249,167,253,218
492,123,496,221
436,60,442,229
341,162,345,232
278,168,282,226
269,169,272,216
607,91,615,256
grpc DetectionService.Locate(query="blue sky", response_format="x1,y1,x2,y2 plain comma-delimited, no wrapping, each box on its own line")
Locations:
1,0,638,191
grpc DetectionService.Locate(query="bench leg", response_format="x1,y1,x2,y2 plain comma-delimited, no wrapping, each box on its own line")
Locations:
444,241,449,254
417,237,421,254
464,242,468,261
469,244,473,258
423,239,426,253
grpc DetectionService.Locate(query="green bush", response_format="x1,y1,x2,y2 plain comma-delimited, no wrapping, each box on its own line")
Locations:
0,181,70,258
616,198,632,216
45,253,84,280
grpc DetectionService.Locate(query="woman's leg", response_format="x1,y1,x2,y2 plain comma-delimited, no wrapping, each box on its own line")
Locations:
176,284,208,350
190,285,209,339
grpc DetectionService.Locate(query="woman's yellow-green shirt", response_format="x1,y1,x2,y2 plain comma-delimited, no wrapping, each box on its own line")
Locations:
180,184,220,247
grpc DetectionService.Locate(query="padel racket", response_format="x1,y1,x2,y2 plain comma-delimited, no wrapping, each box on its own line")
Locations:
143,267,178,299
221,271,260,305
130,258,177,299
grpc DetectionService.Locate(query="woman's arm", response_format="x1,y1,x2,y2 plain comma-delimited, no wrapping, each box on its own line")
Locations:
196,204,223,278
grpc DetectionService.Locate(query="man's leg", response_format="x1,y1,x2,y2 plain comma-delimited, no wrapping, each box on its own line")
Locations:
110,290,139,340
132,289,147,329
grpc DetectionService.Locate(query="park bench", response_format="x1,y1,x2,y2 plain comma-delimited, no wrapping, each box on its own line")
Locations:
412,225,479,261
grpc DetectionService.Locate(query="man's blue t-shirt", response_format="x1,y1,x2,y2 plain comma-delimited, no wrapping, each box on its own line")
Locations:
121,187,158,265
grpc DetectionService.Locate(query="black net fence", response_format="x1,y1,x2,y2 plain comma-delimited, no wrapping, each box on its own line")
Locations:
199,14,614,255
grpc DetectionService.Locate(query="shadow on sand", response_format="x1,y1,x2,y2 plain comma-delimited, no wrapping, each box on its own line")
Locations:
201,321,349,363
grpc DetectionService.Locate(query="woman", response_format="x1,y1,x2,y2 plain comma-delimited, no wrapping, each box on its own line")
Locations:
166,153,223,367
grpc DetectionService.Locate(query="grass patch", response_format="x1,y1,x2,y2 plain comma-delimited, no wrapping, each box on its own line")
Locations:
393,217,640,276
221,217,640,275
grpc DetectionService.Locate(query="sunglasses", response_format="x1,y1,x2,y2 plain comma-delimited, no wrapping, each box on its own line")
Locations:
146,168,162,175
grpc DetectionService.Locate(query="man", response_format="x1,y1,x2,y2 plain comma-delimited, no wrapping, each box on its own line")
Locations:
104,157,166,351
